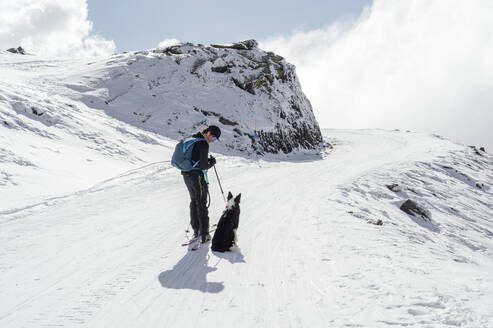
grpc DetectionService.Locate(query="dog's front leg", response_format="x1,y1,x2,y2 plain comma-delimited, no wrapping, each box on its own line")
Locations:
233,229,238,246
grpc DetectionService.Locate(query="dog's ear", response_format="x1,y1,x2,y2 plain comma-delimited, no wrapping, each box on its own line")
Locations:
234,193,241,204
227,191,233,200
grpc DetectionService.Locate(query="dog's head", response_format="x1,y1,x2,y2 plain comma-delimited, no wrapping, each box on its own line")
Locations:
226,191,241,212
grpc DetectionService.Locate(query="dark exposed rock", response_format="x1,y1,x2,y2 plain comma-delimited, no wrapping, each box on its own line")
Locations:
386,183,402,192
368,219,383,226
400,199,432,222
231,72,275,95
165,46,183,55
476,182,485,190
193,106,217,117
290,100,302,115
30,107,43,116
232,78,255,95
256,122,323,154
218,116,238,126
191,58,207,74
7,47,26,55
211,39,258,50
193,106,238,127
211,65,230,73
264,51,284,63
469,145,483,156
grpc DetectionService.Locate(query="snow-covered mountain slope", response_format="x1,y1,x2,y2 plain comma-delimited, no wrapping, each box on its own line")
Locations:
1,129,492,327
0,60,168,210
0,42,323,210
70,40,324,155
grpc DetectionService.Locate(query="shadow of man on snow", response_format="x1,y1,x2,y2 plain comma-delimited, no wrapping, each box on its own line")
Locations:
212,248,246,264
158,245,224,293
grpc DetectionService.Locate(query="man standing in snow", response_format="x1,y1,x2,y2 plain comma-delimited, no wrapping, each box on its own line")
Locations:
182,125,221,243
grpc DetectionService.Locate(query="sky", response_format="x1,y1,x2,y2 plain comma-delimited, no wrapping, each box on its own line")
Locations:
85,0,370,53
1,0,492,151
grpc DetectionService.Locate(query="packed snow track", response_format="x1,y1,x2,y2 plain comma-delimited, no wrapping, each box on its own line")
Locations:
1,130,492,327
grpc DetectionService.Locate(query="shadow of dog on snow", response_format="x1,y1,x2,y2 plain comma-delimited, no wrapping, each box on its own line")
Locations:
211,192,241,253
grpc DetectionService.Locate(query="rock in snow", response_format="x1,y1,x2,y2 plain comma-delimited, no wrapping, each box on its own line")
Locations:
386,183,403,192
210,39,259,50
6,47,26,55
400,199,432,222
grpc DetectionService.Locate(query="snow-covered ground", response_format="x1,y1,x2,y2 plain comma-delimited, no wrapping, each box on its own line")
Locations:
1,129,492,327
0,52,171,210
1,46,492,327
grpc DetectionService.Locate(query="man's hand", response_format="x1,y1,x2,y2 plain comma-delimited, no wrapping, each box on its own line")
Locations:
208,155,216,167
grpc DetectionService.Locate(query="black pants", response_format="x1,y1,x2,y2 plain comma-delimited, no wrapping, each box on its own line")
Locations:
183,172,209,237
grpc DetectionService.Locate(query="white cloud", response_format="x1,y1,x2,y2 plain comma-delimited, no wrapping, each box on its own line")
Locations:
0,0,115,58
157,38,181,48
261,0,493,150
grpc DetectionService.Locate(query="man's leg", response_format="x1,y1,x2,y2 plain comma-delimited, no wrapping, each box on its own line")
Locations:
183,174,200,236
197,175,210,241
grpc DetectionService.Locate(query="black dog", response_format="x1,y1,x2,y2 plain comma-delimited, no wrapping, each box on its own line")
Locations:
211,192,241,252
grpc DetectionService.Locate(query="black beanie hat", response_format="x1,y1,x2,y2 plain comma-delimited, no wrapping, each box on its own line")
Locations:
206,125,221,139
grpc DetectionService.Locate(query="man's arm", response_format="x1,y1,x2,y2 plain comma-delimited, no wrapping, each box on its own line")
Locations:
197,141,210,170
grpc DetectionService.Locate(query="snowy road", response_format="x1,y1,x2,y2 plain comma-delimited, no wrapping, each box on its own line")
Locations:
1,130,492,327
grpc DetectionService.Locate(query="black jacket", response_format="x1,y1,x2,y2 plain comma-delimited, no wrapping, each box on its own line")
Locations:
182,132,212,175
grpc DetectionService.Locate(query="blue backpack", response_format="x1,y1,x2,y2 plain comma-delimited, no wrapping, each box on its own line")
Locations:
171,136,205,171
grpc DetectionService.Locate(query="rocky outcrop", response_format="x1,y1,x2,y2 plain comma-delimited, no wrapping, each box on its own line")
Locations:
400,199,432,222
469,145,487,155
386,183,402,192
6,47,26,55
255,121,323,154
211,40,258,50
80,40,325,157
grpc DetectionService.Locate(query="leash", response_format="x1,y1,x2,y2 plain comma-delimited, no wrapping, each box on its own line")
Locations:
213,164,226,203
